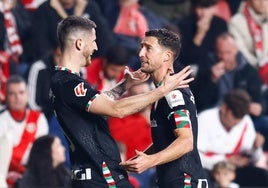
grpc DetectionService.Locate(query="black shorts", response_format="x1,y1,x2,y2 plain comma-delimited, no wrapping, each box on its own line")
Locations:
158,173,208,188
72,178,134,188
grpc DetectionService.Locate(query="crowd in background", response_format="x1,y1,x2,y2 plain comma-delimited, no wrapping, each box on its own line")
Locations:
0,0,268,187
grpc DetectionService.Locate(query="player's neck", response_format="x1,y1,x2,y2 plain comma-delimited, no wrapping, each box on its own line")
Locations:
58,55,81,73
152,67,172,87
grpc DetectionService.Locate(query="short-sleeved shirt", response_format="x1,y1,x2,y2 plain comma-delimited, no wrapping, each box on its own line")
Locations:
50,69,133,188
150,87,206,186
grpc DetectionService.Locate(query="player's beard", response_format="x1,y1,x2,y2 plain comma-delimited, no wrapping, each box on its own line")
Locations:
83,50,92,67
141,59,154,74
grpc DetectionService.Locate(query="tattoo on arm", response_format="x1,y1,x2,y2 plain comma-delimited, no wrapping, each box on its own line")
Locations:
103,79,126,100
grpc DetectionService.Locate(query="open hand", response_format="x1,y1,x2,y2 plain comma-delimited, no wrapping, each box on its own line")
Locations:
120,150,155,174
161,66,194,92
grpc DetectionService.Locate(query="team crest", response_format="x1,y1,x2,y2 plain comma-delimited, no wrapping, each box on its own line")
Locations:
26,123,37,133
74,82,87,97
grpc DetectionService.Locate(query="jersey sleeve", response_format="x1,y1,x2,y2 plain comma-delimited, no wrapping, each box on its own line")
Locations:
165,90,192,129
61,79,100,112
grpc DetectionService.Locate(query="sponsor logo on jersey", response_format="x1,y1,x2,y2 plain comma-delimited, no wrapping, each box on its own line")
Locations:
165,90,185,108
150,119,157,127
74,82,87,97
72,168,92,180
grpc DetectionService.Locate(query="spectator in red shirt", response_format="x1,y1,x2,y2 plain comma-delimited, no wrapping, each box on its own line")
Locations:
85,44,130,92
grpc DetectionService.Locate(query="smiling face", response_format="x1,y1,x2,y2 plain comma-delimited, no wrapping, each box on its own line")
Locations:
82,28,98,67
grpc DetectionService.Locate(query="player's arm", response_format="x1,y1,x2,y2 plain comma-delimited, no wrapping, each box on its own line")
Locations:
102,67,152,100
120,110,193,174
120,91,194,173
88,66,194,118
151,126,193,165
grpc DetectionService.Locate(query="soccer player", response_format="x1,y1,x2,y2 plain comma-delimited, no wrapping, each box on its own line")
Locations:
120,29,208,188
50,16,194,188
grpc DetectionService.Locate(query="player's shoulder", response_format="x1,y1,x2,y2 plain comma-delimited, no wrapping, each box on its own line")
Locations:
165,88,195,108
52,71,86,87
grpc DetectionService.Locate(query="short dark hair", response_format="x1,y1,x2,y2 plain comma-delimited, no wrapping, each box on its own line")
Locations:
223,89,251,119
6,75,26,92
57,16,97,51
191,0,218,7
106,44,129,66
145,28,181,60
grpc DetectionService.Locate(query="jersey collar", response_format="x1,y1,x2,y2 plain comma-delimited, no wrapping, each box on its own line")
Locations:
55,66,80,76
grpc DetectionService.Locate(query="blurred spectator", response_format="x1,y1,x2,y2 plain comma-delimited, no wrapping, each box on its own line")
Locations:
103,0,177,70
178,0,227,74
214,0,232,22
27,45,60,120
177,0,228,73
0,75,49,187
192,32,262,113
31,0,115,61
140,0,191,23
0,51,18,105
20,0,46,11
191,33,268,148
229,0,268,85
108,82,155,188
0,0,34,74
197,89,268,187
113,0,148,40
26,45,70,167
17,134,71,188
212,161,239,188
85,44,129,92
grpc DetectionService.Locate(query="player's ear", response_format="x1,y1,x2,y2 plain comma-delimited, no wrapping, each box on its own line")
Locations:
163,50,173,62
75,38,82,51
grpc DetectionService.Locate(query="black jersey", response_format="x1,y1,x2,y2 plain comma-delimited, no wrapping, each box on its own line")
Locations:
50,68,133,188
150,87,206,186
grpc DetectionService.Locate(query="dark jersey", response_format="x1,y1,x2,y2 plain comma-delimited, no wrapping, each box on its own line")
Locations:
50,69,133,188
150,87,206,187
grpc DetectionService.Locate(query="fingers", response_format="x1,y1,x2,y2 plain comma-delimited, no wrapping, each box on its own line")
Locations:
172,66,194,85
178,77,195,86
177,66,193,79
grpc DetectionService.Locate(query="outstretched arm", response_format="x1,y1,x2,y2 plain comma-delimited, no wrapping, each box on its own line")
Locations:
102,67,150,100
88,66,194,118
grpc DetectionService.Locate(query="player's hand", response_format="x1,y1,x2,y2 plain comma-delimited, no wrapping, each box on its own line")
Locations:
120,150,155,174
161,66,194,92
124,66,150,89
